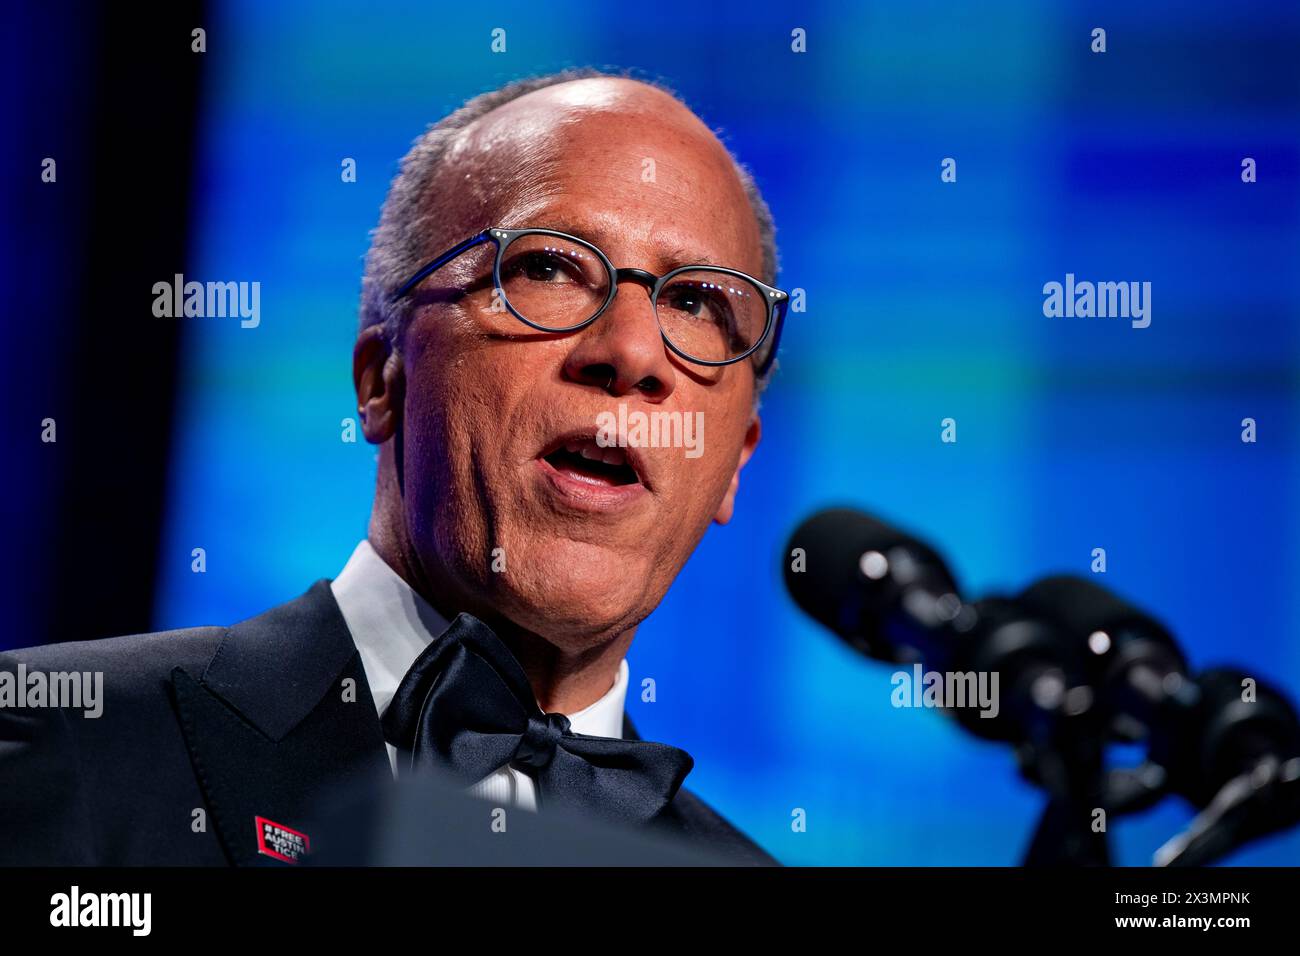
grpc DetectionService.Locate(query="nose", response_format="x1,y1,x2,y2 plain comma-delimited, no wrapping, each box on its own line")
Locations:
561,278,676,401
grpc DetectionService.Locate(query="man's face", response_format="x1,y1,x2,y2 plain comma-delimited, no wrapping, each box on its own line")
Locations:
383,79,764,648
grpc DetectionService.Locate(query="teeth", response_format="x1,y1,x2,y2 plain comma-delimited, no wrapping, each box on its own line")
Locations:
558,438,629,470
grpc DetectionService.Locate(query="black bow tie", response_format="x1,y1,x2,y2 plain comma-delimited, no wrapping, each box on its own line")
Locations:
381,612,693,826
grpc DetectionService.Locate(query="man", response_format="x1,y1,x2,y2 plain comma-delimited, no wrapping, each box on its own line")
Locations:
0,68,787,866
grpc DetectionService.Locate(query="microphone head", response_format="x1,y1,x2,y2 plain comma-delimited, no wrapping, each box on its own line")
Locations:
783,507,957,661
1017,575,1187,698
1153,668,1300,808
1017,576,1177,646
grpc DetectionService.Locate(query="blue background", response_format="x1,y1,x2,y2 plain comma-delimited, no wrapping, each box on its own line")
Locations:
133,1,1300,864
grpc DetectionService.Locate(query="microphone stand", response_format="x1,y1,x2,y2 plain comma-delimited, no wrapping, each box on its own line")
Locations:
1020,699,1112,866
1156,756,1300,866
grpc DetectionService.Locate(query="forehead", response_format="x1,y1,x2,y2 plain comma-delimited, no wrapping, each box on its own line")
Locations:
451,80,764,276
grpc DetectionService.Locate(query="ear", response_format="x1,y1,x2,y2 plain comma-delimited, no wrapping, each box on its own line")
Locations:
353,324,405,444
713,414,761,526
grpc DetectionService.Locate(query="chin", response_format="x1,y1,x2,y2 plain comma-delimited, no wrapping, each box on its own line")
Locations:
488,544,661,646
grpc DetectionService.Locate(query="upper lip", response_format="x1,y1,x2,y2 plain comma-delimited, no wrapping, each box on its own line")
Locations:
538,427,653,491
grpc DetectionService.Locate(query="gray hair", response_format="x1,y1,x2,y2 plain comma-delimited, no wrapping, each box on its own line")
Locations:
359,67,780,391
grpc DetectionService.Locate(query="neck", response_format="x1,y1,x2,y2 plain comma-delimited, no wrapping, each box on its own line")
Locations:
501,630,631,715
367,499,631,715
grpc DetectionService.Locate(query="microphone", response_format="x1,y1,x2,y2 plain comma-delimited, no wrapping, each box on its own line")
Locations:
1016,575,1300,860
783,508,1092,745
1151,668,1300,866
782,507,961,668
783,507,1109,863
1016,575,1192,744
782,506,1300,865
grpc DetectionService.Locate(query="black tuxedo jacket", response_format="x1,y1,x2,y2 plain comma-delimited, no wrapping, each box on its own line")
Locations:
0,581,776,866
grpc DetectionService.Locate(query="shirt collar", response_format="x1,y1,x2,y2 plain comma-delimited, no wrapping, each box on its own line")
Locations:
329,540,627,738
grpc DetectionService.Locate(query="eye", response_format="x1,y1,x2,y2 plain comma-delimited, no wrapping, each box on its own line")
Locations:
663,283,729,326
667,288,702,315
504,250,580,284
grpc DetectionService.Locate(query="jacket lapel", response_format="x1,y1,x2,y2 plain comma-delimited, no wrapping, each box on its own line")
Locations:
170,580,391,866
169,586,767,865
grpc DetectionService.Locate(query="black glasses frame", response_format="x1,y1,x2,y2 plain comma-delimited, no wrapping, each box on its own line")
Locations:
390,226,789,375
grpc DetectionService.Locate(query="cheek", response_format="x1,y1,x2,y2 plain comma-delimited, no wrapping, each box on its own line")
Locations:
397,331,479,508
399,323,549,500
687,394,751,482
403,315,496,435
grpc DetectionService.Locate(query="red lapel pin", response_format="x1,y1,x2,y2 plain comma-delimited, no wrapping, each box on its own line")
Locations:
254,816,311,864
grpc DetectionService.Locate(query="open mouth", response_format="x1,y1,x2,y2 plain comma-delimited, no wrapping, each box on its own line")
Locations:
541,436,642,488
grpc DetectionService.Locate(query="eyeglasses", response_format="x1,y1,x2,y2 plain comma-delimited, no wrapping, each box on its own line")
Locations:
390,226,789,375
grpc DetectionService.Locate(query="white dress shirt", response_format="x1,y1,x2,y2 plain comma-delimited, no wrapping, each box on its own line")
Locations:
329,540,629,812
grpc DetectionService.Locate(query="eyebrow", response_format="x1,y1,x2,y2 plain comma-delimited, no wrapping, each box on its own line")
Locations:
523,219,721,273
